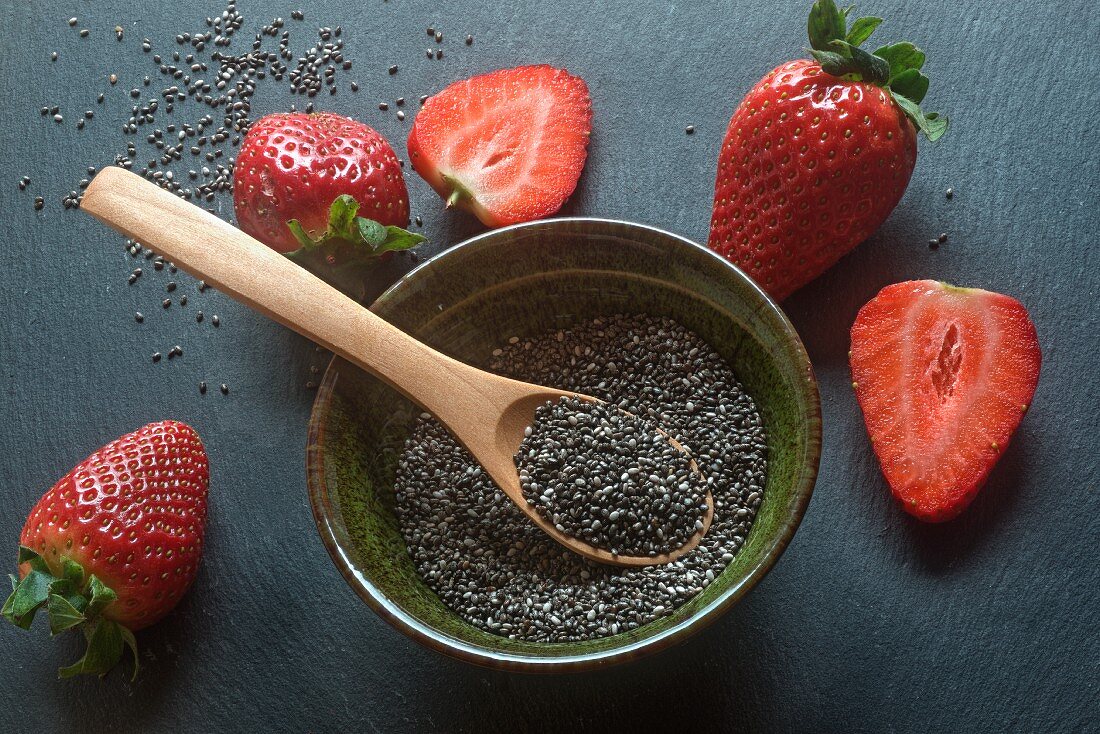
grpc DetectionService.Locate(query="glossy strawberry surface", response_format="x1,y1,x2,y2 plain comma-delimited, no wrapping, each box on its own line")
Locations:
234,112,409,252
709,59,918,300
19,421,209,629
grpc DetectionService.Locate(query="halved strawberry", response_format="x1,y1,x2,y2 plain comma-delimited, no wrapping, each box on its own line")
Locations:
407,64,592,227
850,281,1041,521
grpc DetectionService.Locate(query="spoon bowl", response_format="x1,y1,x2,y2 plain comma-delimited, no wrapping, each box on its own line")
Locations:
79,166,710,566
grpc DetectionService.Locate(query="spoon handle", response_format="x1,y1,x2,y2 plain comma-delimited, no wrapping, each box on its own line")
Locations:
80,166,470,412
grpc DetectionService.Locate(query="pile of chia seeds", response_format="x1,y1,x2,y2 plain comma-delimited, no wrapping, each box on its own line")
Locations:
516,396,709,557
394,314,768,642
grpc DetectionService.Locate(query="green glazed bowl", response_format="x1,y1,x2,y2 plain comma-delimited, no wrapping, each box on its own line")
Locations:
306,218,821,672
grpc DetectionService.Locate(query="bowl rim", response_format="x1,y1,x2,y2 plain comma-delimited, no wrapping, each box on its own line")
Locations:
306,217,822,672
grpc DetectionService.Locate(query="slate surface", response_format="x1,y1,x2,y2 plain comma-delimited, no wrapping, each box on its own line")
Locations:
1,1,1097,732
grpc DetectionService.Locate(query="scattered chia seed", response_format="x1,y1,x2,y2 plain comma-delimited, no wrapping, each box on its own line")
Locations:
466,34,474,45
394,314,767,642
388,64,398,75
211,314,220,326
378,101,389,111
33,197,44,211
220,383,229,394
68,17,78,27
434,31,443,43
115,26,124,41
938,232,948,243
196,311,204,323
80,29,89,38
946,187,954,199
427,27,435,36
200,381,207,394
152,352,162,363
686,125,695,134
396,110,405,121
414,215,423,227
420,95,428,105
167,281,177,292
162,298,172,308
135,312,144,323
517,396,708,556
435,49,443,60
179,295,188,306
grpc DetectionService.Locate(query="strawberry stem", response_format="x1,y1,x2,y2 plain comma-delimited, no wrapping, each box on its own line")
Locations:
285,194,426,300
806,0,948,141
3,545,139,680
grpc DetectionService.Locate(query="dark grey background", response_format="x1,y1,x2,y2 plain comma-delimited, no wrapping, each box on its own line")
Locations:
1,1,1097,732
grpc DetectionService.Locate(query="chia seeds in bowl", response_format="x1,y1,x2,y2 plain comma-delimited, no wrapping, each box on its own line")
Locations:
516,395,711,558
394,315,767,642
306,218,821,671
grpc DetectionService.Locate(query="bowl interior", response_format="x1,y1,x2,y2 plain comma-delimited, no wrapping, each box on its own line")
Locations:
308,219,820,668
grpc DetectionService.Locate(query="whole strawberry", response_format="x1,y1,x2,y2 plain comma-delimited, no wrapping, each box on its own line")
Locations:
3,421,209,679
234,113,423,296
709,0,948,300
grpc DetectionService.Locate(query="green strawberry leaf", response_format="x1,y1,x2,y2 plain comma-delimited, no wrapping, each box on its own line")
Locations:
376,227,427,255
873,42,926,78
283,195,426,299
47,594,86,635
808,0,847,51
354,217,388,248
846,16,882,47
59,618,125,679
804,4,947,142
118,625,140,682
60,556,85,590
17,545,50,573
6,570,54,622
890,68,930,105
810,40,889,85
84,575,118,618
328,194,360,235
286,219,315,250
891,91,949,142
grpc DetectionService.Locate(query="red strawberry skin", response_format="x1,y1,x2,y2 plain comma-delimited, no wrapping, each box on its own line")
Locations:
19,421,209,629
234,112,410,252
709,59,918,301
850,281,1041,521
407,64,592,227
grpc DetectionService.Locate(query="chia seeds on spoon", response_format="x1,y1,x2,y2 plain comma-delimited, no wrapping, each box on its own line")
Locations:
517,396,708,557
394,314,767,642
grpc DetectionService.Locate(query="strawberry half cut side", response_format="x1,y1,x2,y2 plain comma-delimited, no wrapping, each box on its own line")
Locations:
407,64,592,228
849,281,1041,521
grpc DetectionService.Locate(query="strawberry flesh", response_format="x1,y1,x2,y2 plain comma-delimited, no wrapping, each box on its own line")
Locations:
407,64,592,227
850,281,1041,521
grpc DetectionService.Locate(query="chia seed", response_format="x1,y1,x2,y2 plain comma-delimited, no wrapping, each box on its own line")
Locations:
394,314,767,642
517,396,709,556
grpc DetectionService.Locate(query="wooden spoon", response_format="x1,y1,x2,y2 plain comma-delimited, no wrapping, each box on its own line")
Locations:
80,167,713,567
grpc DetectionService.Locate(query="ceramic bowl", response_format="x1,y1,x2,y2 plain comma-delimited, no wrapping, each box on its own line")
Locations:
306,218,820,672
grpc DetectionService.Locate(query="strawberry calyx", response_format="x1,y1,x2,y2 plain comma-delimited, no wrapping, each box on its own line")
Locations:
2,545,139,680
284,194,425,299
806,0,948,141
